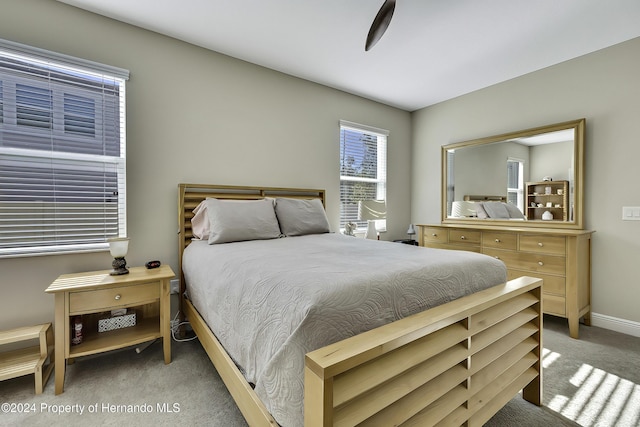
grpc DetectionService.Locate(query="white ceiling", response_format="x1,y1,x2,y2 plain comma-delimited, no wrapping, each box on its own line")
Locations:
57,0,640,112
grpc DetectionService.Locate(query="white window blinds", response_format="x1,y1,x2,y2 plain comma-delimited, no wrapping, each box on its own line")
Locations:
339,120,388,231
0,39,129,257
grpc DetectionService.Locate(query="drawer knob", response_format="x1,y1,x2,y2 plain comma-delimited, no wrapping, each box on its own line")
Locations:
460,235,466,240
114,294,122,300
495,239,501,243
494,256,500,260
538,261,544,266
432,233,437,237
538,242,544,247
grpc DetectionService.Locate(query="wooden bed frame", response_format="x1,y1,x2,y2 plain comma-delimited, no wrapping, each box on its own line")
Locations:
178,183,543,426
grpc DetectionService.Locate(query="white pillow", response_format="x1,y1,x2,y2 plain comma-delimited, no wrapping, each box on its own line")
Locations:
191,201,209,239
274,198,330,236
205,198,282,244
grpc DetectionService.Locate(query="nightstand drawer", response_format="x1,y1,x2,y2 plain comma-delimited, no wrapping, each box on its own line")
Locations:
422,227,448,244
519,235,566,255
448,229,480,244
69,282,159,314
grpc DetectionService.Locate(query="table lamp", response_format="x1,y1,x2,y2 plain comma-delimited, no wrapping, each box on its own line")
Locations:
108,237,130,275
358,200,386,239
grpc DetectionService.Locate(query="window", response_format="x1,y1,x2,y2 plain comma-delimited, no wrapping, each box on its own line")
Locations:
0,39,129,257
339,120,388,231
507,158,524,212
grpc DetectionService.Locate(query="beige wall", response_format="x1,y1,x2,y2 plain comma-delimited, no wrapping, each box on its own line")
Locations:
0,0,412,329
412,37,640,324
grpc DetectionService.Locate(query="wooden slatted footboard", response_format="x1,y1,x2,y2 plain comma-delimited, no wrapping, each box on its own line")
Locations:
304,276,542,427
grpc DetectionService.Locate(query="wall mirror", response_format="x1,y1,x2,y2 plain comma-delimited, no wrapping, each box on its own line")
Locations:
442,118,585,229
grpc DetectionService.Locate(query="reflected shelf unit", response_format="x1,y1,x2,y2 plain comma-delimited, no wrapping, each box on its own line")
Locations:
526,180,569,221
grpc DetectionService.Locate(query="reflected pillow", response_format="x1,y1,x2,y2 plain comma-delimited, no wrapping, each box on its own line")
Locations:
205,198,282,244
482,202,511,219
504,202,526,219
475,202,489,219
274,198,330,236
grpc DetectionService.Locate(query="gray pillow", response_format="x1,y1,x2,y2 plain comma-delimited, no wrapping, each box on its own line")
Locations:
206,198,282,244
474,202,489,219
274,198,330,236
482,201,511,219
504,202,526,219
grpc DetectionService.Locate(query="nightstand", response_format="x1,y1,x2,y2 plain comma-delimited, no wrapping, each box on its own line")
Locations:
45,265,174,394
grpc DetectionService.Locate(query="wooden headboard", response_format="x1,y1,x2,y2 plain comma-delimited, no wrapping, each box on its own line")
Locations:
463,194,507,202
177,183,325,294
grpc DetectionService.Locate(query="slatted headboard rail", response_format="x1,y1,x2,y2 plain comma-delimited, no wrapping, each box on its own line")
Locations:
177,183,326,296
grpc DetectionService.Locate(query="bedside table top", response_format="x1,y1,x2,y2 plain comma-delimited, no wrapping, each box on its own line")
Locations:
45,265,175,294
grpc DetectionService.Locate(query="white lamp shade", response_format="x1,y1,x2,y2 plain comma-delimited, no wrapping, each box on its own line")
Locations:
358,200,387,221
407,224,416,235
108,237,129,258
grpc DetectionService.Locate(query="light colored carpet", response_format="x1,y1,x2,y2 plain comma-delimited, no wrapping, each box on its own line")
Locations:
2,315,639,426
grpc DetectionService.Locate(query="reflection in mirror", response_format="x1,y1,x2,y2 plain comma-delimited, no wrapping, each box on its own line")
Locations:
442,119,584,229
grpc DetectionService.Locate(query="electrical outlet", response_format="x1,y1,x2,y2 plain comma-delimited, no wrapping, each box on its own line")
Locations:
170,279,180,294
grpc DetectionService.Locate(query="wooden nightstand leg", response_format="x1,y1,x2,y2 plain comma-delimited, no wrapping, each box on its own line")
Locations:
161,279,171,364
53,293,66,394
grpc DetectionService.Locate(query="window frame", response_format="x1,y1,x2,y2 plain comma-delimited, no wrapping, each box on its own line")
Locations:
339,120,388,233
0,38,129,258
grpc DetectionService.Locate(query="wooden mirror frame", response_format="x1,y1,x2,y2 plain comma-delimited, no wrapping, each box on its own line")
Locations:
442,118,585,229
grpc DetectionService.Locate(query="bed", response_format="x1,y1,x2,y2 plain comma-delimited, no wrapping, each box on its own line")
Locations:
450,196,526,220
178,183,543,426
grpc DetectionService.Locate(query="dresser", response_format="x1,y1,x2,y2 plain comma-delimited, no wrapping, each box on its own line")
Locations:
418,224,593,338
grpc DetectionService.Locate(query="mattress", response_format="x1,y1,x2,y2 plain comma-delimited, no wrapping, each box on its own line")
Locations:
182,233,507,426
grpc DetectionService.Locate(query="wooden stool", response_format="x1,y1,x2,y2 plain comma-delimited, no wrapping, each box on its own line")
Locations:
0,323,54,394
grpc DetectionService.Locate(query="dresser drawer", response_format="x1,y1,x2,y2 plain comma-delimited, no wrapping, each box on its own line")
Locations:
448,229,481,244
543,294,566,316
422,227,448,244
482,232,517,251
508,269,566,296
69,282,160,314
484,248,565,276
519,235,566,255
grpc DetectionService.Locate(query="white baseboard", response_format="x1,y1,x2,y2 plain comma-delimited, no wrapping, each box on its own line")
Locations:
591,312,640,338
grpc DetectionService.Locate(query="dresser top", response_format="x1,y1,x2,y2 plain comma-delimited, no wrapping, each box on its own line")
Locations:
418,223,594,236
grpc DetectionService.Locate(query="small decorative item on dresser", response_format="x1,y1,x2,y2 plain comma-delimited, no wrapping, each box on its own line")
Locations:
542,210,554,220
108,237,130,275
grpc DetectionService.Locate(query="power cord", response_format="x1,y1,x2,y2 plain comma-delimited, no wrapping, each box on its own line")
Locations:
170,311,197,342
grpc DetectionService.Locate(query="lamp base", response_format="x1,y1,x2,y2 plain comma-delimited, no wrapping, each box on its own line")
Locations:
110,257,129,275
364,220,378,240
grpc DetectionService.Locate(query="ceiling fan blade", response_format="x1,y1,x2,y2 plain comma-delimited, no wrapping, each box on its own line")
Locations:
365,0,396,51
